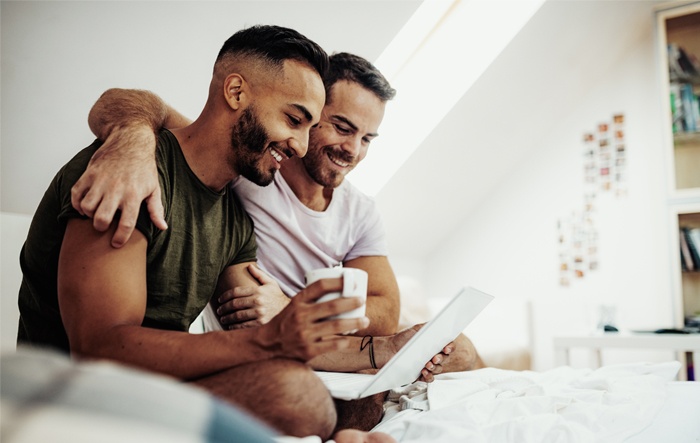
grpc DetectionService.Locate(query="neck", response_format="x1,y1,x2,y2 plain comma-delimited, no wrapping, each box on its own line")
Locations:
171,113,237,192
281,157,333,211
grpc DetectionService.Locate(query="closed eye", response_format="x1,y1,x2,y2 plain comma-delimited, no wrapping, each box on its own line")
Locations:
287,114,302,127
334,124,352,135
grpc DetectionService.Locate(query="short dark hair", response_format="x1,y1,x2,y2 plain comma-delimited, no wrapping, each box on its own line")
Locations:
216,25,328,78
325,52,396,102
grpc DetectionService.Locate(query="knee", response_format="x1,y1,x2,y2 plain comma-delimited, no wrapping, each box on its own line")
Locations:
266,359,337,439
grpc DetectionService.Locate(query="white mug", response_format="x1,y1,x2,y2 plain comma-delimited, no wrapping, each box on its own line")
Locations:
304,267,368,320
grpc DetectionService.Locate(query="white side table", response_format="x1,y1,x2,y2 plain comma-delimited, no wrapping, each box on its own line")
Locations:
553,332,700,380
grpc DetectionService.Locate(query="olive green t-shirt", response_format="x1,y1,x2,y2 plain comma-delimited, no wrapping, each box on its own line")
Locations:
17,129,257,352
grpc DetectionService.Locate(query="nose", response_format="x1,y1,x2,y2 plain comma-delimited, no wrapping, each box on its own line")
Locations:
341,135,363,158
288,132,309,158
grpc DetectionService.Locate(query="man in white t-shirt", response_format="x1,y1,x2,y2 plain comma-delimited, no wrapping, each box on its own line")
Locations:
72,53,484,380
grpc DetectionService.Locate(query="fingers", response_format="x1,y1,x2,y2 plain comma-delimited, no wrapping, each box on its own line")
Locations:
442,342,455,354
420,369,435,383
70,177,89,216
146,187,168,231
297,278,344,304
217,286,257,311
247,263,273,285
227,319,263,330
110,200,139,248
309,296,365,323
221,308,259,326
75,187,105,222
309,316,369,337
217,293,255,319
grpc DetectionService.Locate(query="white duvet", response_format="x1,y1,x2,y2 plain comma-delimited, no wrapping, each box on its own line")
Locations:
372,362,681,443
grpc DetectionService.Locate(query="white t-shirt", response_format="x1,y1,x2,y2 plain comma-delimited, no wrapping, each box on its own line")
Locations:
200,173,388,332
234,173,388,297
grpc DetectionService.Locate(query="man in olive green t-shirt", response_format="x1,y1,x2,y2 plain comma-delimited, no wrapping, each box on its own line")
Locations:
15,25,372,441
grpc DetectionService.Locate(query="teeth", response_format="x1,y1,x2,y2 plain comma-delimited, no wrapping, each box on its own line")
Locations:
328,153,349,167
270,147,283,162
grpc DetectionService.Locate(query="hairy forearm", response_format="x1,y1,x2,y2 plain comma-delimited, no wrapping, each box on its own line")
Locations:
88,88,169,140
308,335,391,372
76,324,274,380
361,293,400,336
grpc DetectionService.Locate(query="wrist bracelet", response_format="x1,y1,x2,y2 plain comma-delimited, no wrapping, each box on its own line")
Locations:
360,335,377,369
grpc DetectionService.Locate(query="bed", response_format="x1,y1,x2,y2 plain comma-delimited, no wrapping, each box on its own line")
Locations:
2,348,698,443
371,362,700,443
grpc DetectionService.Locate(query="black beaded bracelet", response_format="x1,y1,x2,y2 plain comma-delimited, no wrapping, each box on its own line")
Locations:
360,335,377,369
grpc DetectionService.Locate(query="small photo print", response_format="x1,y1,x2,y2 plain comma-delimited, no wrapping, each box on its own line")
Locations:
613,114,624,124
598,123,609,132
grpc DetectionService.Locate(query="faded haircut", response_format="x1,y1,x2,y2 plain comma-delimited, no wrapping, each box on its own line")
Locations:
324,52,396,103
216,25,329,79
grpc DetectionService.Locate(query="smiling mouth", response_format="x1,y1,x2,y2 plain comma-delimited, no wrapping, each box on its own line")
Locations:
327,152,350,168
269,145,285,163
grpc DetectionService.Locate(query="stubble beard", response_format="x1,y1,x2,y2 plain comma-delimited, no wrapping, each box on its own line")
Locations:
303,145,354,189
230,105,275,187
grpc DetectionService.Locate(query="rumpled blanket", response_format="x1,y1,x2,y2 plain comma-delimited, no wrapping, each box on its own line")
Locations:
373,362,681,443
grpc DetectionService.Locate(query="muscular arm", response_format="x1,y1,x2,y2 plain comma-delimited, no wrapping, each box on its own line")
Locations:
344,255,400,336
73,89,191,248
58,218,367,380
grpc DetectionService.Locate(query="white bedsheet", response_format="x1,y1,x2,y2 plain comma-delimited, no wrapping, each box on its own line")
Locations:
372,362,683,443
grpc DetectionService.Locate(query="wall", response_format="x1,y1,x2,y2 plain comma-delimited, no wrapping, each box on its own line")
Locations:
1,213,32,351
392,4,676,371
0,0,420,216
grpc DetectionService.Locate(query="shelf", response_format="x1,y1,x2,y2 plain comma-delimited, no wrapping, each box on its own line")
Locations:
659,2,700,337
674,132,700,146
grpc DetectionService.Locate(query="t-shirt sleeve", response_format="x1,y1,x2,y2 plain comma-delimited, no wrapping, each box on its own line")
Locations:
344,198,388,262
56,142,101,225
55,140,157,242
227,200,258,267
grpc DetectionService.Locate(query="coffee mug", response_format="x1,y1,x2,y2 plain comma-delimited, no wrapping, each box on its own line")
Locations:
304,267,368,320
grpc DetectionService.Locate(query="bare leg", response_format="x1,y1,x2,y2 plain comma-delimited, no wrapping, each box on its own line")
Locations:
333,391,387,433
333,429,397,443
444,333,485,372
192,358,336,440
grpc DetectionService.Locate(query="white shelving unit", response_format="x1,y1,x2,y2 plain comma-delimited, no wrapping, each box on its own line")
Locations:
656,2,700,331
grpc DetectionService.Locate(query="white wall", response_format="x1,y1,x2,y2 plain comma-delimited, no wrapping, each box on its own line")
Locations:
0,0,420,216
392,6,676,371
1,213,32,351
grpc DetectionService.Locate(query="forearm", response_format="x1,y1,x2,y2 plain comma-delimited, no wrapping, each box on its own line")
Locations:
88,88,169,140
361,291,400,336
75,325,275,380
308,335,392,372
344,256,401,336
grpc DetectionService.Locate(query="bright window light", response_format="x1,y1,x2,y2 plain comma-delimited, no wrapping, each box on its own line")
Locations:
350,0,546,196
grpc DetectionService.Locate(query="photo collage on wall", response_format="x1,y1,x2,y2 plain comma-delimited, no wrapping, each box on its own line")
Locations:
558,113,627,287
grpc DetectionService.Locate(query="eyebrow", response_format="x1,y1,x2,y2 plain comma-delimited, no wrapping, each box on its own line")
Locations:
332,115,379,138
291,104,313,123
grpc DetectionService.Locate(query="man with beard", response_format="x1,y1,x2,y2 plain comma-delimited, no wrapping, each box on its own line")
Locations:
16,25,383,441
70,52,486,431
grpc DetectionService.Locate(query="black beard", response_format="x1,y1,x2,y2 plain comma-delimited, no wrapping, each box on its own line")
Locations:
303,146,353,188
230,105,274,186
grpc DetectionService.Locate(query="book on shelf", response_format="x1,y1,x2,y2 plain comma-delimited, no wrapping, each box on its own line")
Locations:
681,228,695,271
681,227,700,271
668,44,700,134
670,82,700,134
668,43,699,82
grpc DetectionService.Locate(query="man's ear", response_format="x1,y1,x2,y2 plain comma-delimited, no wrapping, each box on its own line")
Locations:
224,74,246,111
